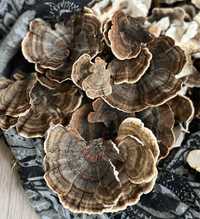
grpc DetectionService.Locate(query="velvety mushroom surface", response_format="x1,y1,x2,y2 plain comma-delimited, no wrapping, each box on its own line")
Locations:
44,117,159,214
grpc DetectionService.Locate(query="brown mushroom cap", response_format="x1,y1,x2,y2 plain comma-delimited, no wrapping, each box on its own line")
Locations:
22,19,72,70
16,108,51,138
117,135,156,184
16,80,82,138
108,10,154,60
108,47,152,84
103,36,186,112
72,54,112,99
117,117,160,164
167,94,194,130
136,104,175,159
44,124,122,214
0,74,34,118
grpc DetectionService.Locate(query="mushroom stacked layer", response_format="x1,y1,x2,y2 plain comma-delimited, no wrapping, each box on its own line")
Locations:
0,8,195,214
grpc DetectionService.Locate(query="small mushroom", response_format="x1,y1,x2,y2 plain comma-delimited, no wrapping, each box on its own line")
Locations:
22,19,72,70
136,104,175,159
108,47,152,84
72,54,112,99
44,124,122,214
0,73,34,118
103,36,186,112
186,150,200,172
108,10,154,60
167,94,194,131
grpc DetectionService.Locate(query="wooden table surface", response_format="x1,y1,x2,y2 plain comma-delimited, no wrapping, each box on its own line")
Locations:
0,138,40,219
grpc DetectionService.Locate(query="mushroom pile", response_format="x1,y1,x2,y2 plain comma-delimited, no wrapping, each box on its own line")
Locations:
0,4,198,214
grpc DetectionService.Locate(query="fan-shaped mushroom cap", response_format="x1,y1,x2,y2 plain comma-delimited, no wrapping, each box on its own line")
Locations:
186,150,200,172
72,54,112,99
16,80,82,138
103,36,186,113
117,135,156,184
136,104,175,159
117,117,160,163
44,124,122,214
30,81,82,116
167,95,194,130
22,19,72,70
108,10,154,60
0,74,34,118
108,48,152,84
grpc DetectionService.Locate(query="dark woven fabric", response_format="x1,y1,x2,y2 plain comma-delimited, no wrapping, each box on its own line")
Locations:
1,1,200,218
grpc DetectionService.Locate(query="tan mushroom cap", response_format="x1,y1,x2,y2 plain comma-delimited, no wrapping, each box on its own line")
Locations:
117,135,156,184
167,95,194,130
103,36,186,113
108,10,154,60
117,118,160,159
30,80,82,116
44,124,122,214
108,47,152,84
0,74,34,118
136,104,175,159
22,19,72,70
186,150,200,172
72,54,112,99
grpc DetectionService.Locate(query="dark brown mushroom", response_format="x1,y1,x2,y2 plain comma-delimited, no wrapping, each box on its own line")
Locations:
44,124,122,214
108,47,152,84
103,36,186,112
108,10,154,60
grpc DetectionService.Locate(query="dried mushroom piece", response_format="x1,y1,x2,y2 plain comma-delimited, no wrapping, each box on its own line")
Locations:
108,48,152,84
186,150,200,172
167,95,194,130
44,124,122,214
22,19,72,70
108,10,154,60
0,73,34,118
136,104,175,159
103,36,186,112
72,54,112,99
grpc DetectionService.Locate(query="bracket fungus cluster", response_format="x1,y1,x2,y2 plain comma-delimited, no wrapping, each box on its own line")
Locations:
0,2,199,214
